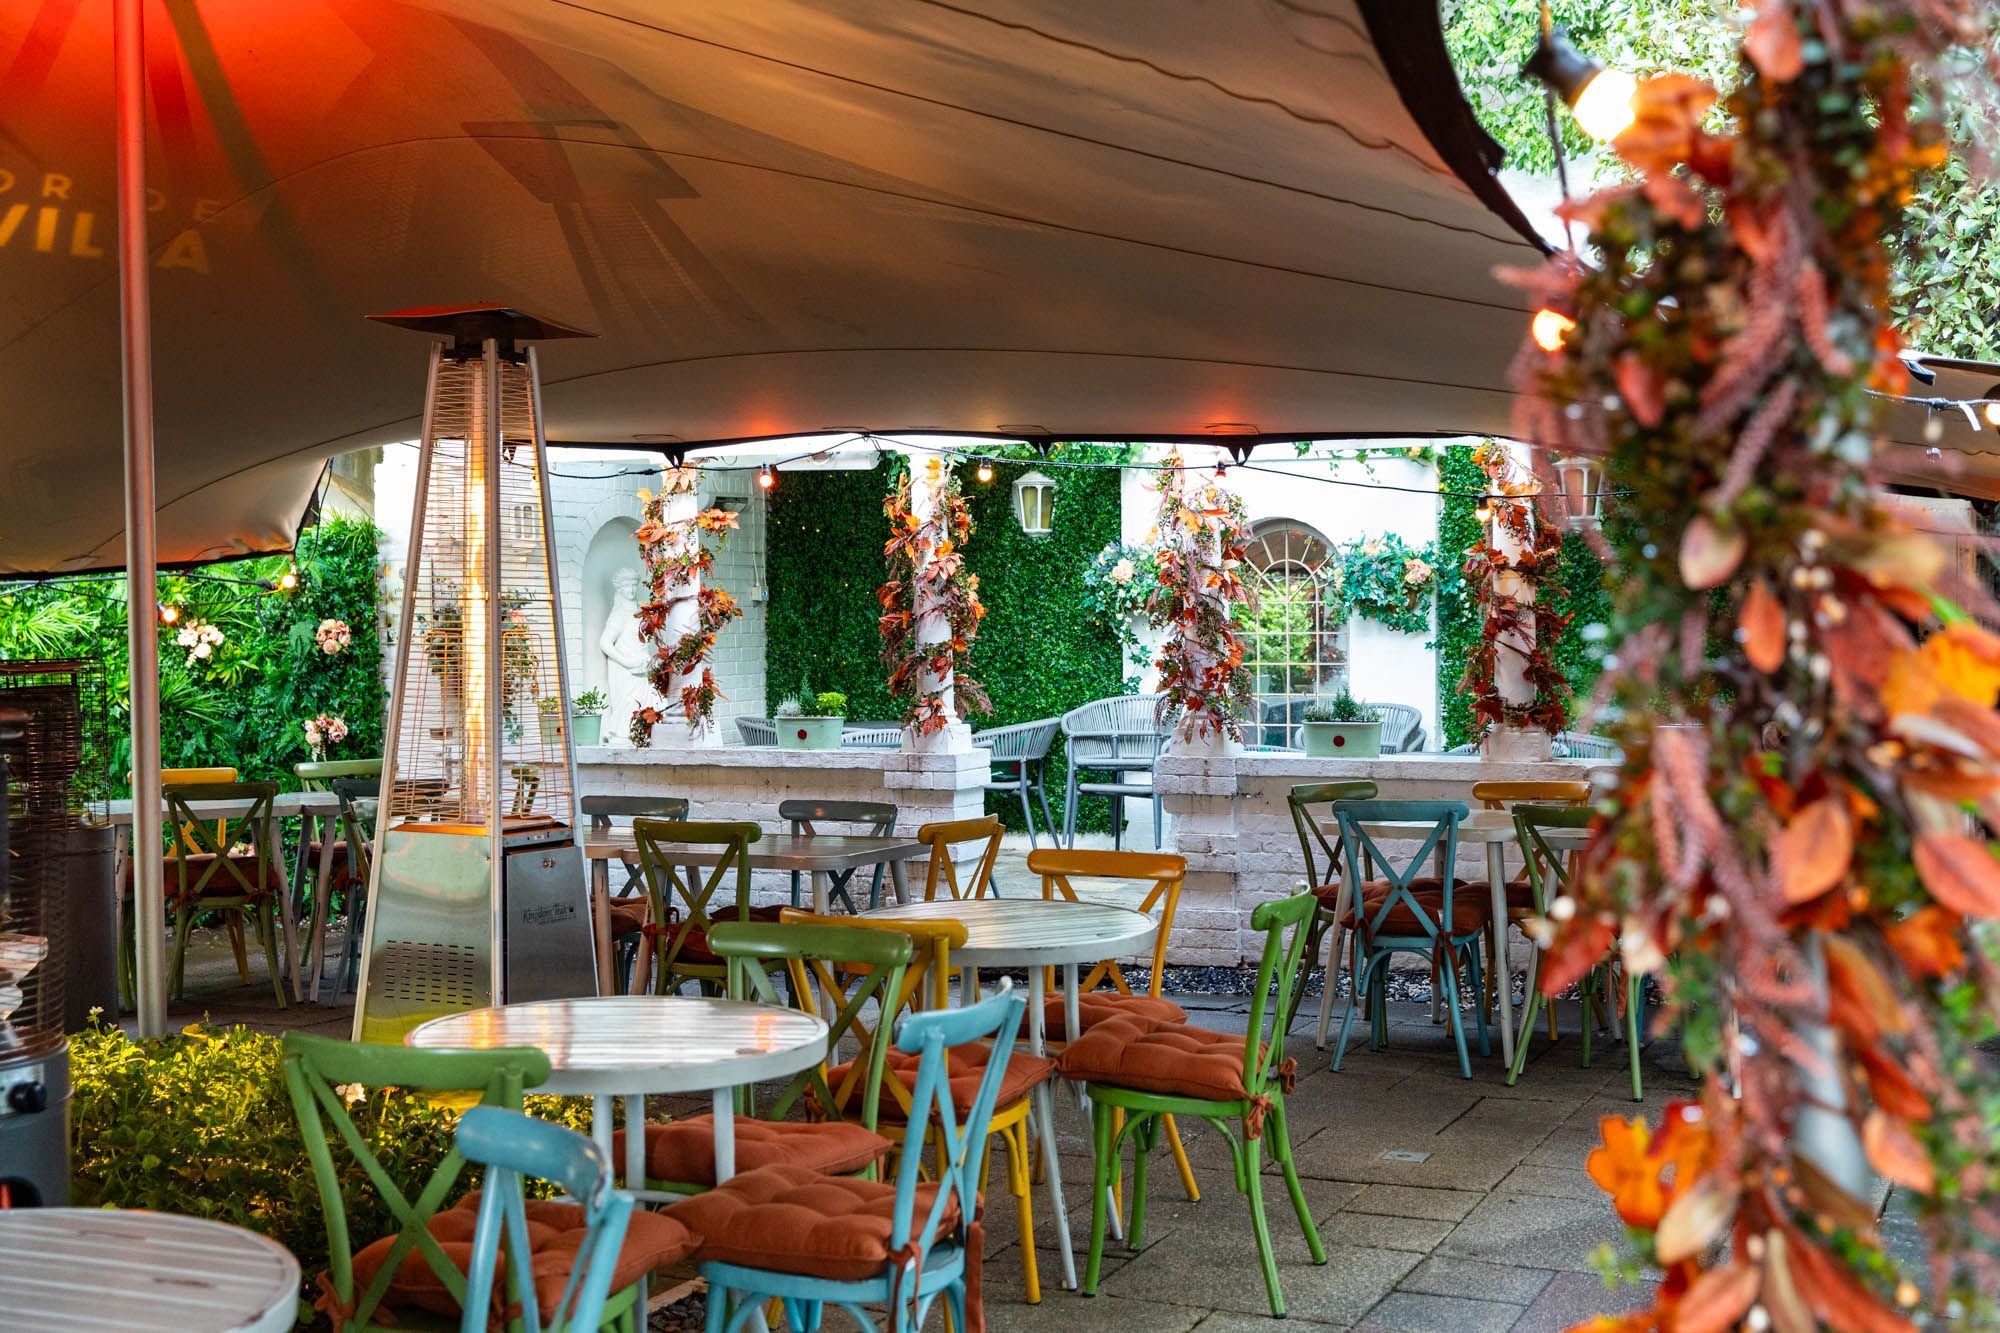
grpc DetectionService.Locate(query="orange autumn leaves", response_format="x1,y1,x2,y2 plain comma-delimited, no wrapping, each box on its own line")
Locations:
1587,1102,1714,1234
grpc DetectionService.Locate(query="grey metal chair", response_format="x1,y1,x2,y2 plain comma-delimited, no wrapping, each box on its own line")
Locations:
777,798,897,911
1060,695,1169,850
839,726,903,750
971,718,1059,846
1446,740,1480,755
1365,703,1425,754
1554,731,1623,760
736,717,776,746
582,794,691,991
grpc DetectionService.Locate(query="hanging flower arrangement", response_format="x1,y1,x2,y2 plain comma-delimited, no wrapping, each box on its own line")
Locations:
1331,533,1439,636
1514,1,2000,1326
314,618,351,656
879,458,989,735
175,619,225,671
1081,541,1160,663
1147,451,1252,742
301,713,347,760
630,469,741,745
1456,441,1570,739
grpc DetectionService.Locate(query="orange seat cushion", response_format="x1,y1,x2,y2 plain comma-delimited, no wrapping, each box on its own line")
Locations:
826,1045,1054,1120
605,899,650,936
1342,883,1489,936
346,1193,695,1320
1311,876,1443,909
671,1163,965,1281
612,1116,891,1187
1056,1017,1254,1103
135,852,286,900
669,905,789,965
1043,992,1185,1036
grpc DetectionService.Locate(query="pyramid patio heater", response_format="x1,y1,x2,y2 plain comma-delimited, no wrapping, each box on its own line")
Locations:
354,305,597,1044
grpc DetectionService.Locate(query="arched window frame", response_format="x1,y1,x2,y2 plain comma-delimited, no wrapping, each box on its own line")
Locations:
1237,520,1349,748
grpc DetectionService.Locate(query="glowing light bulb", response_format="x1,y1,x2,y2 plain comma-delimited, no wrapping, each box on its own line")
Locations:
277,568,298,591
976,461,995,483
158,603,181,625
1571,67,1639,142
1214,462,1228,479
1984,402,2000,429
1531,308,1577,352
757,466,775,491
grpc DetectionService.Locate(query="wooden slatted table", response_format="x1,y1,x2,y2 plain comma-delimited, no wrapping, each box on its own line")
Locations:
407,995,828,1201
861,896,1157,1291
0,1208,299,1331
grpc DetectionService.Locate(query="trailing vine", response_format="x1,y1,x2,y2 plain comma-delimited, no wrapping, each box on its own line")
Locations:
1081,541,1160,667
879,459,989,735
1147,451,1252,743
1457,441,1571,739
1514,2,2000,1326
629,468,741,745
1330,533,1439,636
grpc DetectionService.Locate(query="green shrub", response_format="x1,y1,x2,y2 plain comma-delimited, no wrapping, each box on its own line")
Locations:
811,692,848,717
70,1020,591,1288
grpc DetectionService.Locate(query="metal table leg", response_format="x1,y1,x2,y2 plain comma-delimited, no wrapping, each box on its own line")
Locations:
1027,965,1078,1288
590,853,614,996
887,859,911,906
1487,839,1515,1067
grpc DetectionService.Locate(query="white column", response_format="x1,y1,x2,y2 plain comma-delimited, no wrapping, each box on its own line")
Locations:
1484,441,1553,762
651,466,720,749
903,456,972,754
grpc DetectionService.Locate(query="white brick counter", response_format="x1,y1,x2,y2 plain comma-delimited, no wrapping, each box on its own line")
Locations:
577,744,990,903
1156,751,1614,964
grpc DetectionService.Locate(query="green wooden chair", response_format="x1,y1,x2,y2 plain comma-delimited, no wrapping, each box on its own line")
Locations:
629,819,770,995
1504,805,1644,1101
280,1030,557,1331
296,758,385,790
615,921,911,1196
1066,889,1326,1318
581,795,691,991
123,780,290,1006
1285,779,1379,1046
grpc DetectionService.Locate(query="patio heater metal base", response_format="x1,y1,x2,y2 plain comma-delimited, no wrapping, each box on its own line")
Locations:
356,824,593,1045
0,1041,68,1206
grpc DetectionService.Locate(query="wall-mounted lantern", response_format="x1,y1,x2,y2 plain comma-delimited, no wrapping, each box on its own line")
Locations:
1012,469,1057,535
1554,454,1603,529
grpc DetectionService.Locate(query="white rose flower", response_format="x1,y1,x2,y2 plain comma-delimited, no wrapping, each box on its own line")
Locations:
1360,539,1384,558
1108,558,1136,585
1402,558,1433,587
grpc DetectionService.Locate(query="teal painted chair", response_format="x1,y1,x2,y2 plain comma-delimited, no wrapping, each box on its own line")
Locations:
456,1106,635,1333
1284,779,1380,1046
615,921,909,1195
1504,805,1644,1101
679,983,1027,1333
1063,889,1326,1318
282,1031,694,1332
1331,799,1491,1079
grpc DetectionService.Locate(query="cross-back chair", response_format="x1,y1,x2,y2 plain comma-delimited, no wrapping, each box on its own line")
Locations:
1467,780,1590,1028
686,984,1027,1333
1061,889,1327,1317
1331,800,1490,1078
613,921,908,1197
778,798,897,912
582,796,690,991
629,819,773,995
1503,805,1643,1100
1285,780,1380,1049
327,777,382,998
914,815,1003,902
781,907,1055,1304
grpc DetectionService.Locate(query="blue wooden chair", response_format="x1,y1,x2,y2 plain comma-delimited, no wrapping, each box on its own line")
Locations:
686,983,1027,1333
457,1106,636,1333
1331,799,1491,1079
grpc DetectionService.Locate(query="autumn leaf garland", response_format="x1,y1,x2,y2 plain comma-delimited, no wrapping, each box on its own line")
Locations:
878,459,989,735
630,467,741,743
1146,450,1253,743
1458,440,1571,740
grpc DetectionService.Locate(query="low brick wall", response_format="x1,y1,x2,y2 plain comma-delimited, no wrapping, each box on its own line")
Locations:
1157,751,1612,965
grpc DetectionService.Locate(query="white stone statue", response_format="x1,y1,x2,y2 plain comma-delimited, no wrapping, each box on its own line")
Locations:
598,569,659,745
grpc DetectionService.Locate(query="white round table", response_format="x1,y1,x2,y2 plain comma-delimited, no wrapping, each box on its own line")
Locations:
0,1207,299,1331
406,995,827,1201
860,896,1157,1291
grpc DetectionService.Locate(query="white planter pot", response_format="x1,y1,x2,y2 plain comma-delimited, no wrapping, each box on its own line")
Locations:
778,716,845,750
1303,720,1380,758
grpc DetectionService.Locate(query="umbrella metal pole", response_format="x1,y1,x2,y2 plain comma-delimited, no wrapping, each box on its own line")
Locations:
116,0,166,1037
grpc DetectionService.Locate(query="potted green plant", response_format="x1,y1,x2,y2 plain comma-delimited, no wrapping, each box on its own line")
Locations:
536,694,563,744
779,690,848,751
1301,692,1381,758
570,687,608,746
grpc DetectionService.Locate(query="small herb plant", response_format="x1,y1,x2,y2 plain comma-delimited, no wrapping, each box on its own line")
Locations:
807,692,848,718
1301,703,1336,724
571,687,608,717
1323,691,1376,723
773,695,805,719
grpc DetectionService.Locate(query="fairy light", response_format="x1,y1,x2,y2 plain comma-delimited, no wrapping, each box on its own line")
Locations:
1523,26,1637,143
277,568,298,591
158,603,181,625
976,460,995,483
757,465,776,491
1532,308,1577,351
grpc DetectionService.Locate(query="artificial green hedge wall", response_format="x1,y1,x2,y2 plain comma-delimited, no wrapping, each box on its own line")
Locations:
764,455,1125,831
1433,446,1612,748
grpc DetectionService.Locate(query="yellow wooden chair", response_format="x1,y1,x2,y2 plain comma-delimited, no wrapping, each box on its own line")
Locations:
1030,847,1199,1205
137,766,252,985
1468,780,1590,1031
914,816,1004,901
782,907,1055,1304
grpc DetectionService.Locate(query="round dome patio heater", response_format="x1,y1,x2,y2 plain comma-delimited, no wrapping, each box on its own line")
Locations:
353,305,598,1044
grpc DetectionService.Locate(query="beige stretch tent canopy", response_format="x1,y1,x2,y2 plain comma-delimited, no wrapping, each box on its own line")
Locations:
0,0,1548,575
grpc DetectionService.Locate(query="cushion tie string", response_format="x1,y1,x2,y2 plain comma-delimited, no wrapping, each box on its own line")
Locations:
312,1271,371,1326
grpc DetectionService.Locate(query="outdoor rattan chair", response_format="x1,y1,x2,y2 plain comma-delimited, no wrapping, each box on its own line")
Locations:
972,717,1059,846
838,726,903,750
1367,702,1425,753
1059,695,1168,850
736,717,776,746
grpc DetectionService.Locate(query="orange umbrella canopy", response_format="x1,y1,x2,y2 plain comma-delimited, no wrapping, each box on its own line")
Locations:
0,0,1546,574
